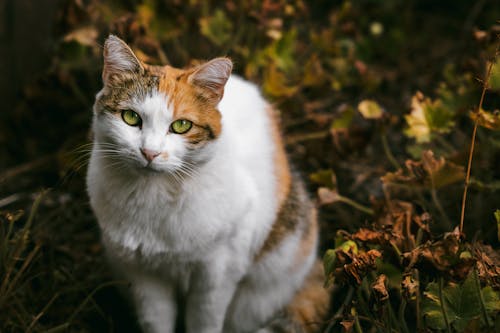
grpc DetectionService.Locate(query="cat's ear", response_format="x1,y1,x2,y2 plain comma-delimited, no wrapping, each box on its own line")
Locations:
187,58,232,103
102,35,144,85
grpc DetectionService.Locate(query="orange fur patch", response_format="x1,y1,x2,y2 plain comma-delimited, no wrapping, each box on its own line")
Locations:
253,108,298,261
286,261,331,332
266,106,292,207
156,65,222,143
292,207,318,271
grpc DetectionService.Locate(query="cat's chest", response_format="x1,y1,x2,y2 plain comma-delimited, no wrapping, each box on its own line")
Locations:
88,167,254,262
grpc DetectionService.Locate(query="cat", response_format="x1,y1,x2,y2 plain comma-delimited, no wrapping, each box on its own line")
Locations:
86,35,329,333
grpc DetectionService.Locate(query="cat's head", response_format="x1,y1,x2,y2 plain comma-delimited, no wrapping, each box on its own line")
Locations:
92,35,232,176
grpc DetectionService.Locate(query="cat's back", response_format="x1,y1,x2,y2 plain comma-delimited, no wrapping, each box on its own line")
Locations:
218,75,276,167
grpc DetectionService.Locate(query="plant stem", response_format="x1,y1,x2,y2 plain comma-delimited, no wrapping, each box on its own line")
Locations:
460,39,499,234
473,268,492,327
325,285,355,332
438,277,452,333
285,130,329,145
67,280,128,325
386,300,399,331
430,187,451,230
354,310,363,333
26,292,60,332
389,241,403,264
381,130,401,170
337,195,375,215
415,269,422,332
398,299,410,333
415,228,424,247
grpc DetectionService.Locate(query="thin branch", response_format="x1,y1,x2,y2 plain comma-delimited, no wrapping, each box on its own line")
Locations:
337,195,375,216
324,285,355,332
0,154,57,184
285,130,329,145
381,130,401,170
415,269,422,332
459,37,500,234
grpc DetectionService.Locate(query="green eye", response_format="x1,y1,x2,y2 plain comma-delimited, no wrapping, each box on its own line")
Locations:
171,119,192,134
121,109,142,127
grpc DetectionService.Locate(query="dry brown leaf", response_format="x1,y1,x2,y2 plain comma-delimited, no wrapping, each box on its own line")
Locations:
343,249,382,285
375,200,427,252
401,273,419,300
340,319,354,332
381,150,464,190
317,187,341,206
473,243,500,289
352,228,389,244
372,274,389,303
403,228,475,280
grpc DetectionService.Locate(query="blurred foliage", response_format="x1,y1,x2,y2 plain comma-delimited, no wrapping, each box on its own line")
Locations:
1,0,500,332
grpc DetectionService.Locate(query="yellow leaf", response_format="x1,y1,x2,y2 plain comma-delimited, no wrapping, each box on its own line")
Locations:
263,65,298,98
470,109,500,131
358,100,384,119
404,92,432,143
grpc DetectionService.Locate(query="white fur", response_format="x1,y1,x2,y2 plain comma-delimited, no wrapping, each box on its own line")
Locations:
87,75,315,333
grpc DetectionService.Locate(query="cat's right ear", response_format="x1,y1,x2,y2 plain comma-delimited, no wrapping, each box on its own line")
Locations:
102,35,144,85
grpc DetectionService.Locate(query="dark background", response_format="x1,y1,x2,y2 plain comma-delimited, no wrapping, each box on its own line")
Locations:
1,1,499,332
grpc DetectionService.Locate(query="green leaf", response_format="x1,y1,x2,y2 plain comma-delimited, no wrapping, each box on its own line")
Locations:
331,106,354,130
489,58,500,91
323,249,337,278
422,271,500,332
339,240,358,254
482,286,500,315
422,282,449,330
445,270,482,331
272,29,297,72
199,9,233,46
309,169,336,188
404,91,455,143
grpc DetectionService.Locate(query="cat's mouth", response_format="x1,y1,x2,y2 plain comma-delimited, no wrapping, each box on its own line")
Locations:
142,163,163,173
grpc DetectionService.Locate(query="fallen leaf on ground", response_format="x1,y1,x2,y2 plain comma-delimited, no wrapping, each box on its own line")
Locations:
358,100,384,119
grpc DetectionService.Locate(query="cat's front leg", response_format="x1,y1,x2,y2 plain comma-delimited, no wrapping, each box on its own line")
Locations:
129,273,177,333
185,259,244,333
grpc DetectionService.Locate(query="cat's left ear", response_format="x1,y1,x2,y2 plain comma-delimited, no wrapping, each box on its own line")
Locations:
102,35,144,86
187,58,232,103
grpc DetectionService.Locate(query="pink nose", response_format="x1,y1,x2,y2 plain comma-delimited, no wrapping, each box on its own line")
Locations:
140,148,160,162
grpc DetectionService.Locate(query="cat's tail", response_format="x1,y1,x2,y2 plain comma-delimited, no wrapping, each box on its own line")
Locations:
262,260,332,333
